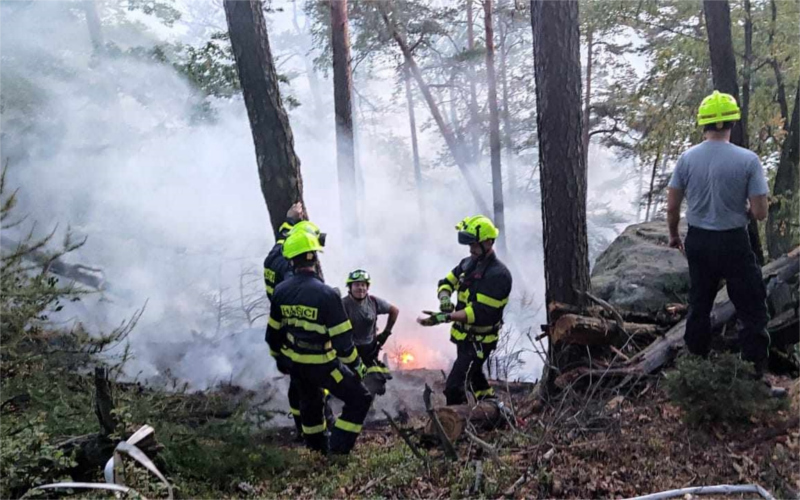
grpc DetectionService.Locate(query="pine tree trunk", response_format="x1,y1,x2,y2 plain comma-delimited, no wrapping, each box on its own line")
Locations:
767,81,800,258
404,63,425,223
741,0,752,150
330,0,358,237
645,148,662,223
224,0,306,235
769,0,789,129
703,0,764,265
582,23,593,167
380,4,490,214
466,0,481,162
483,0,505,250
530,0,591,311
498,15,515,205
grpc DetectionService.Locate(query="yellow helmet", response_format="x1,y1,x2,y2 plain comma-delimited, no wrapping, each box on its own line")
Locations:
697,90,740,127
455,215,499,245
282,221,325,259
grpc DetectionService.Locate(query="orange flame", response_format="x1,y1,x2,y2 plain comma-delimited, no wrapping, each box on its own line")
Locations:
400,352,415,364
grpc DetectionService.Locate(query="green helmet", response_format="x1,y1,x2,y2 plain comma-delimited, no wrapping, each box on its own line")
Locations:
697,90,740,127
455,215,499,245
277,221,294,242
346,269,371,286
282,222,325,259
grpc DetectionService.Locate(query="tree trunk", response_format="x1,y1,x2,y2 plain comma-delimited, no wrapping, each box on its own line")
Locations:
767,80,800,258
769,0,789,129
330,0,358,237
703,0,764,265
644,148,661,223
483,0,506,251
404,63,425,224
224,0,306,235
466,0,481,162
423,401,502,441
291,0,324,116
741,0,752,150
551,314,660,346
498,15,515,205
582,22,593,167
82,0,104,53
531,0,590,311
379,4,490,214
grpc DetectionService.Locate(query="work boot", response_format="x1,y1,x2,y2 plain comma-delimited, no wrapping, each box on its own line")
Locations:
293,416,304,443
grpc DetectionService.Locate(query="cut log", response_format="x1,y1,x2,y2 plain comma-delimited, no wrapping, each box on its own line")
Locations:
423,401,502,442
555,247,800,387
551,314,660,345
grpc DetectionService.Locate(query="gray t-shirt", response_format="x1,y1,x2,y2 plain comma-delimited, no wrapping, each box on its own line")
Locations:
342,294,392,346
668,141,769,230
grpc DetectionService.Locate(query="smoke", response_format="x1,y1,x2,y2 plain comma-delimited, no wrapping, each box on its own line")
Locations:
1,1,637,415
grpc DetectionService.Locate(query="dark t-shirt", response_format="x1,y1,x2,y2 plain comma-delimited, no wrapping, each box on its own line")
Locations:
342,294,391,346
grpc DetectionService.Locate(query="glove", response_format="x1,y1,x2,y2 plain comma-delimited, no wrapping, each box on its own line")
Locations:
275,354,292,375
376,329,392,347
438,292,455,313
350,359,367,379
417,310,451,327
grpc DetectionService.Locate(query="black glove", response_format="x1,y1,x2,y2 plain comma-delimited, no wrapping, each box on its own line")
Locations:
275,354,292,375
376,329,392,347
349,359,367,379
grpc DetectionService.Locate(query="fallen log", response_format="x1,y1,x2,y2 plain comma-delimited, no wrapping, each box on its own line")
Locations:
423,400,503,442
555,247,800,387
548,301,687,326
551,314,661,346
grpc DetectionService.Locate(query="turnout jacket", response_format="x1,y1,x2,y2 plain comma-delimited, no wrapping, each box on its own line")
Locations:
267,270,364,373
263,243,292,300
437,253,512,345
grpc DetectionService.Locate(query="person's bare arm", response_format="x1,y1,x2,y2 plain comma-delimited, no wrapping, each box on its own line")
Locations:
748,194,768,221
384,305,399,332
666,187,684,251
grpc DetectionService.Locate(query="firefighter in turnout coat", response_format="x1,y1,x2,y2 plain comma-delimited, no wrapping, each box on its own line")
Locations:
267,223,373,455
418,215,513,405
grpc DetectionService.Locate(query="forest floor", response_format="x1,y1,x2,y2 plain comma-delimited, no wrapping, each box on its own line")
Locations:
3,352,798,499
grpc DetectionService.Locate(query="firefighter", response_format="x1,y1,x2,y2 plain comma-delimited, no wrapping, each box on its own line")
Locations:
417,215,512,406
667,91,775,381
263,202,306,440
267,224,373,455
342,269,399,395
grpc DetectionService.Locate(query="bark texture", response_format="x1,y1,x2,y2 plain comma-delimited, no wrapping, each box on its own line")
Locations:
530,0,591,310
330,0,358,237
224,0,305,235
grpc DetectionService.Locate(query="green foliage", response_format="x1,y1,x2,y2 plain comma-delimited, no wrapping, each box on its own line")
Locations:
665,353,783,426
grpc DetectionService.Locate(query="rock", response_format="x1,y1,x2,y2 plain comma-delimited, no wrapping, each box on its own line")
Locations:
591,220,690,313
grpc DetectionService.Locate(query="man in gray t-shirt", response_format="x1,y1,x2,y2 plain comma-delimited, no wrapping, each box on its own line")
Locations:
666,90,771,376
341,269,399,364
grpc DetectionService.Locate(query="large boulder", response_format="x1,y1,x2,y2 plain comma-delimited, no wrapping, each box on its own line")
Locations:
591,220,689,313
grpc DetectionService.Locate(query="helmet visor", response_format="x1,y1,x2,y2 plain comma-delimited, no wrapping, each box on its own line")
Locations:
458,231,478,245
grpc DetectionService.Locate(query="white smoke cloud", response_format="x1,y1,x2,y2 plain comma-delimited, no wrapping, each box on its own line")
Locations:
1,0,637,416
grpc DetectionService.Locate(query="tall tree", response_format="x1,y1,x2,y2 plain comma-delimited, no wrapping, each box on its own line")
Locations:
703,0,764,265
497,7,516,204
378,3,491,215
466,0,482,162
531,0,590,311
767,80,800,257
224,0,306,234
82,0,104,54
330,0,358,237
403,63,425,224
483,0,505,249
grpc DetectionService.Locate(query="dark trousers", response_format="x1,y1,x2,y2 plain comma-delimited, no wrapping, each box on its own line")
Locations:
445,341,495,405
684,226,769,369
291,361,373,455
288,379,302,437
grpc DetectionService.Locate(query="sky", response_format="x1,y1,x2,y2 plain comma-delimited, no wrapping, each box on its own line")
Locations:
0,0,643,414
